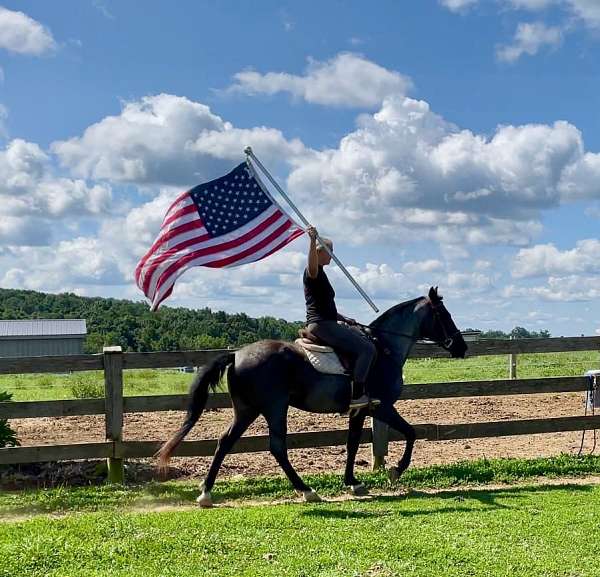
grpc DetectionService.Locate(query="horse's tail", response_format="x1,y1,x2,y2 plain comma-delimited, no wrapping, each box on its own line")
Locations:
156,352,235,472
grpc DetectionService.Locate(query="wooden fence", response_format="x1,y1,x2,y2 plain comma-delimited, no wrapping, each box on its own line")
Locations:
0,336,599,483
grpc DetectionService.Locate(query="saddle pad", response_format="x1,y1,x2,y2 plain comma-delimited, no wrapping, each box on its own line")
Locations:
294,338,347,375
296,337,334,353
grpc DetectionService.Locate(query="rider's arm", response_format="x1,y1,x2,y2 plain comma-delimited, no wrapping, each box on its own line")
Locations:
307,226,318,279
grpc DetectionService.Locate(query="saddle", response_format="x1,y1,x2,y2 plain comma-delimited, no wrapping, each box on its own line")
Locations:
295,325,373,376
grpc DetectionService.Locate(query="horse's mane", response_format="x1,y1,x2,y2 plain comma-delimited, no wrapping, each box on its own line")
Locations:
370,296,426,328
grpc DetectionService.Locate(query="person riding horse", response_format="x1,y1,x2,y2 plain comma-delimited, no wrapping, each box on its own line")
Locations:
303,226,380,410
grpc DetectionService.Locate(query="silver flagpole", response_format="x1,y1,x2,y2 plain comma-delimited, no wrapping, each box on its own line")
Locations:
244,146,379,313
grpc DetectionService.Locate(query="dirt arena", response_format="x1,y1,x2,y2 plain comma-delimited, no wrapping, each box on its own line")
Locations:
8,391,597,484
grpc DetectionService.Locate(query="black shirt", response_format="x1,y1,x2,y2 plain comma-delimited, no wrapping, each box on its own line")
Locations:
303,265,338,324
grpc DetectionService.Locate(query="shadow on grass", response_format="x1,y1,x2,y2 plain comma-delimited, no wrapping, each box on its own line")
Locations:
301,483,596,519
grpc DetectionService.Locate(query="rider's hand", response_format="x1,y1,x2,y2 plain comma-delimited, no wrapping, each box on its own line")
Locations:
306,225,318,241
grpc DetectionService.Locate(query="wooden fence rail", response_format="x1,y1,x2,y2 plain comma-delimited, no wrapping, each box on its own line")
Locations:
0,337,598,482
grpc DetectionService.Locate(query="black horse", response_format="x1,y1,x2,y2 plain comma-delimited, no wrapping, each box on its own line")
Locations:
157,287,467,506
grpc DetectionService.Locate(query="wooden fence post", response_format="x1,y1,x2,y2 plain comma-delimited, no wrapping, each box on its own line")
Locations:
104,346,124,484
371,417,389,470
509,336,517,379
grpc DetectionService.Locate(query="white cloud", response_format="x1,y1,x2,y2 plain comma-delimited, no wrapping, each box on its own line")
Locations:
52,94,306,186
439,0,479,11
402,259,444,274
0,6,57,55
443,1,600,30
287,94,589,245
507,0,556,9
228,53,412,108
503,275,600,301
0,138,112,246
558,151,600,199
1,237,125,292
497,22,563,62
512,239,600,277
568,0,600,28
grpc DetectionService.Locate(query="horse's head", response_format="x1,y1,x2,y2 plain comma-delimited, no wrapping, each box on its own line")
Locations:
419,287,467,358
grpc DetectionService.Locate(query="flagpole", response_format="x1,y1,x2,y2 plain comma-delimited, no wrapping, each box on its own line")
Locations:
244,146,379,313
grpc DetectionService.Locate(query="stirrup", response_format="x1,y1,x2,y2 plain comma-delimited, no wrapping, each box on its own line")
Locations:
348,394,370,410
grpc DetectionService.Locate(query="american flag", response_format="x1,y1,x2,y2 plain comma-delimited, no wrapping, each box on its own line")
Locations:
135,161,304,310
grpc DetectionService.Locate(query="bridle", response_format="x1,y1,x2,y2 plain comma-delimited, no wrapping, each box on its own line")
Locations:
429,300,461,352
358,298,460,352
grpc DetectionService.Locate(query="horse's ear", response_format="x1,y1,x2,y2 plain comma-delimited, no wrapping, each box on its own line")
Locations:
429,286,442,302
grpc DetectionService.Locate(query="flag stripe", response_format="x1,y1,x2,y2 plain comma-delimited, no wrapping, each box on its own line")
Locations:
135,222,209,285
142,206,283,295
165,190,192,216
138,224,211,293
151,218,299,309
162,203,198,229
136,162,304,310
136,219,206,276
147,208,288,301
222,227,305,268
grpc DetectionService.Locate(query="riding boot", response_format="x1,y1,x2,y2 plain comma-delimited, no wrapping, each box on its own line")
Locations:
348,381,369,409
349,380,381,410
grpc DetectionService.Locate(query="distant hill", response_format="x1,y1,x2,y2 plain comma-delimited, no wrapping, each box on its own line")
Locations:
0,288,303,353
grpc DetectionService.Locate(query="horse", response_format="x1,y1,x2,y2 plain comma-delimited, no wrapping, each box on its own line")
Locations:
157,286,467,506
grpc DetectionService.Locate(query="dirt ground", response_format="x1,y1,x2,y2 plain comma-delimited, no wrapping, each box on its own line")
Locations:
7,391,598,485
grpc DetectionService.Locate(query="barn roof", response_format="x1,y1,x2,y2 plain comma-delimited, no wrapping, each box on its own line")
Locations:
0,319,87,338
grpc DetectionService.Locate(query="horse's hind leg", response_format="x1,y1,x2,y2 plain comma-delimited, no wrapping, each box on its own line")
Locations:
198,402,258,507
373,404,416,480
344,408,369,495
263,407,319,502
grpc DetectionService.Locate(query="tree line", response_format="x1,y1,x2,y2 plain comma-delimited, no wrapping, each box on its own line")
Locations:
0,288,551,353
0,288,303,353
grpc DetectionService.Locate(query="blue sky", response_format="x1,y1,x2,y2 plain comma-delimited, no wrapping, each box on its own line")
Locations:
1,0,600,335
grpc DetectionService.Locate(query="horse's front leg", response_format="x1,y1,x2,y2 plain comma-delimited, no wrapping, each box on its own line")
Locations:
373,404,416,480
344,408,369,495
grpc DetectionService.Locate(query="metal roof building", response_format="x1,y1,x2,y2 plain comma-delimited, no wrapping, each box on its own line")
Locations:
0,320,87,357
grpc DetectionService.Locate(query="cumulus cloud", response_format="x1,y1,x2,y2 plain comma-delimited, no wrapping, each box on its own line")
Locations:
1,237,125,292
52,94,306,186
512,239,600,277
503,275,600,301
286,94,591,245
0,6,57,55
228,53,412,108
497,22,563,62
443,1,600,30
0,139,112,217
0,138,112,246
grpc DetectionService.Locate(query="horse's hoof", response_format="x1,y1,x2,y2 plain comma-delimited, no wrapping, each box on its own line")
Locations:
348,483,369,496
388,466,400,483
300,489,322,503
196,491,213,508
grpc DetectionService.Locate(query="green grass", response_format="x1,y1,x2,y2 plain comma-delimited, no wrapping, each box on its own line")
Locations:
404,350,600,383
1,481,600,576
2,454,600,518
0,369,194,402
2,350,599,402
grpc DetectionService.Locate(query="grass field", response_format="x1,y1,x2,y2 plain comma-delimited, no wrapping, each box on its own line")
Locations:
1,350,598,402
2,456,600,577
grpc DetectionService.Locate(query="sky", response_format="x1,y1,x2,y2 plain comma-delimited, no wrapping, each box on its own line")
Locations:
1,0,600,336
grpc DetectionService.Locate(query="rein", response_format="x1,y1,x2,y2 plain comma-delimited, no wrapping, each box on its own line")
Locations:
357,299,460,351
